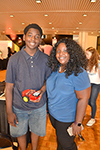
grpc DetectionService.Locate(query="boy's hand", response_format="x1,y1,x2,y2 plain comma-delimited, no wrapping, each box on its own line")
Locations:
8,112,18,127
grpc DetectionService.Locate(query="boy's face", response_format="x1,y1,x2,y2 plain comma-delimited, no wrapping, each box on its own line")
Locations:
23,28,41,51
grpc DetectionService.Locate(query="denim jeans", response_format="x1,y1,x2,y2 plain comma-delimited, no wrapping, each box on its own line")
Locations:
88,83,100,118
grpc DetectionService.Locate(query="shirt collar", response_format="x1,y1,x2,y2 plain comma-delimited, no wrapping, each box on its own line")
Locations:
21,46,40,60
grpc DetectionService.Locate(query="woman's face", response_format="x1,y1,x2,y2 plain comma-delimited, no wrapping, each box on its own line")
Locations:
56,43,70,66
85,51,92,60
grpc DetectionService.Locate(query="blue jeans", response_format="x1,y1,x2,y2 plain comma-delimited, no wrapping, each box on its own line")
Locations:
88,83,100,118
10,104,47,137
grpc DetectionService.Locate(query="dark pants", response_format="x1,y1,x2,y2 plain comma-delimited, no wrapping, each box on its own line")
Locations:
88,83,100,118
49,114,77,150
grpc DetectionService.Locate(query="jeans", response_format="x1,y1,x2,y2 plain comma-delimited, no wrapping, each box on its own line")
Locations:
88,83,100,118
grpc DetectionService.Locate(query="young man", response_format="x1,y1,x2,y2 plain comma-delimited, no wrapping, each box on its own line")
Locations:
5,23,51,150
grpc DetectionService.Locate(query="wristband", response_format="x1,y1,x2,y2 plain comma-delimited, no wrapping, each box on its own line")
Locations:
74,121,82,126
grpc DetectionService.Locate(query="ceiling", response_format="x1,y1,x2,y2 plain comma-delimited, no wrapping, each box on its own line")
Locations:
0,0,100,36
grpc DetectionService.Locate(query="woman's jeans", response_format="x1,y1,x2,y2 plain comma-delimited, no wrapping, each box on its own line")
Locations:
88,83,100,119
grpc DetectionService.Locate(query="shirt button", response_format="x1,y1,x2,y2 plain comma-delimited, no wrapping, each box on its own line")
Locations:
31,65,33,68
30,57,32,59
31,61,33,63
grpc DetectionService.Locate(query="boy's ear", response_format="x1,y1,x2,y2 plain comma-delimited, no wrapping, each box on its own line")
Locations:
23,34,25,41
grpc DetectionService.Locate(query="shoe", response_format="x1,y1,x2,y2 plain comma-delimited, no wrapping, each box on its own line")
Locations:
86,119,95,126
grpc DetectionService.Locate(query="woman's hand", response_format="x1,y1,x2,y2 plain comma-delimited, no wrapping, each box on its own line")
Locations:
71,122,81,136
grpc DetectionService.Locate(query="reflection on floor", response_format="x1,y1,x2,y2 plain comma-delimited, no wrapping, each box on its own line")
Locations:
27,93,100,150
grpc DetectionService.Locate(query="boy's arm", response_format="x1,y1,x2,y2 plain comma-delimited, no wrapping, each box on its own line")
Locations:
5,82,18,127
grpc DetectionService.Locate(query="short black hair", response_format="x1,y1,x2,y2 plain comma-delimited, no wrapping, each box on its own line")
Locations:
24,23,43,37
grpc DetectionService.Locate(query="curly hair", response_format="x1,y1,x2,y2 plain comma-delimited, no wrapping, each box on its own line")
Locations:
86,47,98,72
47,38,88,78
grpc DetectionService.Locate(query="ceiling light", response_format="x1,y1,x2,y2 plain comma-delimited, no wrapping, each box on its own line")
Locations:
76,27,79,29
44,14,48,17
79,22,82,24
35,0,41,3
10,14,14,18
22,22,25,25
90,0,96,2
49,22,52,24
83,14,87,17
52,27,54,29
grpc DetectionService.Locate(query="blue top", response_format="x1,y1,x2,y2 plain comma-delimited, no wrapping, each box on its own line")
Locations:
46,68,90,122
5,47,51,110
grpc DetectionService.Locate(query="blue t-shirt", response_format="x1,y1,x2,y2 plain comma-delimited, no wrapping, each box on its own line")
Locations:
46,68,90,122
5,47,51,110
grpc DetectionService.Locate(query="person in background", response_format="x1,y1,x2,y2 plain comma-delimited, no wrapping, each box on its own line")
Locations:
43,44,52,56
7,47,16,59
0,50,3,60
38,40,45,52
85,47,100,126
7,47,12,58
0,50,8,70
39,40,52,55
5,23,51,150
46,38,91,150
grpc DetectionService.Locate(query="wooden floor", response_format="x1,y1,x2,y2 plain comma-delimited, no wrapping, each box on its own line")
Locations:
0,70,100,150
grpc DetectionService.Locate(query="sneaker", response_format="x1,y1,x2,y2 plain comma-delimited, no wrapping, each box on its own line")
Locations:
86,119,95,126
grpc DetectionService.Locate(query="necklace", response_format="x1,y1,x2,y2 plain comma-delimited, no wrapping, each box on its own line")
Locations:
59,66,66,73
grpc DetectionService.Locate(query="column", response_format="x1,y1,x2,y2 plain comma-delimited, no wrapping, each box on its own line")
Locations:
79,31,88,51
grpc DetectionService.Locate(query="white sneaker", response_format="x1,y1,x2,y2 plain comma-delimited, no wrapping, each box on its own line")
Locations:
86,119,95,126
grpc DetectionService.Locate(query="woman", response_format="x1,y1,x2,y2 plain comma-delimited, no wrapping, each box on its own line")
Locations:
46,38,91,150
85,47,100,126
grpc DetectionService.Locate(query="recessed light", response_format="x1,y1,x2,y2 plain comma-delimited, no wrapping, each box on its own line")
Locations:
22,22,25,25
76,27,79,29
98,31,100,33
90,0,96,2
44,14,48,17
73,31,75,33
49,22,52,24
79,22,82,25
91,32,93,34
52,27,54,29
35,0,41,3
10,14,14,18
83,14,87,17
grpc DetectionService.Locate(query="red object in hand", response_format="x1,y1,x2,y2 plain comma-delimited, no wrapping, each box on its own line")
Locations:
22,89,40,102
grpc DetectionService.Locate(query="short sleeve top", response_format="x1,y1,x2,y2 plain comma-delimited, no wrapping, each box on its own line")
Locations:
46,68,90,122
